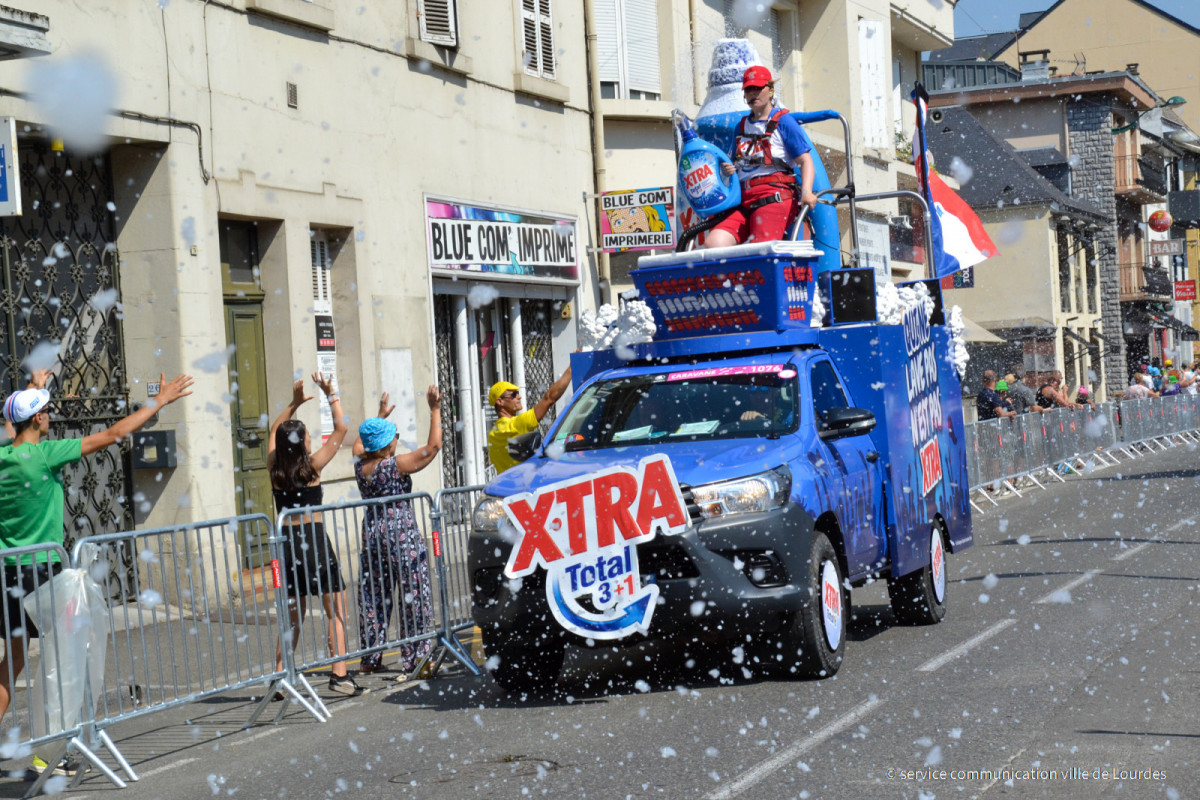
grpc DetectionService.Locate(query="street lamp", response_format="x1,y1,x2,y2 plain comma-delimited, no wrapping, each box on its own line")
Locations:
1111,95,1187,135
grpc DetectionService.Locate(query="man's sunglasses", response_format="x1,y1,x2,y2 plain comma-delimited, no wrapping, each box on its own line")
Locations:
502,390,521,400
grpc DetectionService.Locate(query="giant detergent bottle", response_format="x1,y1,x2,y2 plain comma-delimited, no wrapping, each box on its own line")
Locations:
677,116,740,218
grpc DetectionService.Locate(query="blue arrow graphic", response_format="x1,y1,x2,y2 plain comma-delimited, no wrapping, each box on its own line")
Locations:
549,577,656,636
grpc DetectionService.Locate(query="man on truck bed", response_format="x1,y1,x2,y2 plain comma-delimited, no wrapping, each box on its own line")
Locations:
705,66,818,248
486,366,572,474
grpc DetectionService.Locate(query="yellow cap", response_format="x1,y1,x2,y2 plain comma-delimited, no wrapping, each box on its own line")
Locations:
488,381,519,406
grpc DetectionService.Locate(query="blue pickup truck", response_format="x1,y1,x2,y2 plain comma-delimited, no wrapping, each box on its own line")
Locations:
469,240,972,691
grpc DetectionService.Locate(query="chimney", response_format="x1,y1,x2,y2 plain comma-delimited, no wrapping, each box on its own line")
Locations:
1019,49,1051,82
1126,62,1139,75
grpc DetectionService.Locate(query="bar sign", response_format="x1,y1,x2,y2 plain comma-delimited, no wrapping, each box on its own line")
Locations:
1175,280,1196,301
1149,239,1184,257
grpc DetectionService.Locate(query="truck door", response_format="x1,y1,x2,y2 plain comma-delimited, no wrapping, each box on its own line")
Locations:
809,359,886,575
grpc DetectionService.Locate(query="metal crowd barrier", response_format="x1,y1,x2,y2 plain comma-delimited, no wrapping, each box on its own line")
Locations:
0,542,134,795
965,396,1200,505
428,486,487,677
267,492,456,719
68,515,326,734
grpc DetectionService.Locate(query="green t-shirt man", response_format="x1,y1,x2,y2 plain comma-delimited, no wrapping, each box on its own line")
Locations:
0,439,82,565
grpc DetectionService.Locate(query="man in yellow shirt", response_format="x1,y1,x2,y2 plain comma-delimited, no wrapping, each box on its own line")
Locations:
487,366,572,473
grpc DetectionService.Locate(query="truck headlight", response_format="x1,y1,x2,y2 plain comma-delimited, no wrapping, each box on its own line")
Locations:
472,497,507,531
692,466,791,519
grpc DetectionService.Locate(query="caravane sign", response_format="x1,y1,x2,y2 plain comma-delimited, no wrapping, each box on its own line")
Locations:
501,454,689,639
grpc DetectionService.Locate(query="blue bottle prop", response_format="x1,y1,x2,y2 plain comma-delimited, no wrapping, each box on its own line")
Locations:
673,38,840,280
677,117,740,219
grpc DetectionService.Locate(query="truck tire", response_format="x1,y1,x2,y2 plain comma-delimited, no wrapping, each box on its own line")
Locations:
889,524,948,625
781,533,846,679
481,627,568,694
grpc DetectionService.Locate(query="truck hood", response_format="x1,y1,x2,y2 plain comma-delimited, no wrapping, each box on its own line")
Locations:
485,439,800,497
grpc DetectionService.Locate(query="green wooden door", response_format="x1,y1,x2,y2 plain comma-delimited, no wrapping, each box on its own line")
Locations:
225,302,273,566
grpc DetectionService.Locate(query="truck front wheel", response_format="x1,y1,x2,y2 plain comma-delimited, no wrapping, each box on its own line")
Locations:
481,626,568,694
889,524,948,625
780,533,846,679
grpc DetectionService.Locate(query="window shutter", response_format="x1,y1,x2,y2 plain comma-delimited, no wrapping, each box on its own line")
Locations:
522,0,539,75
858,18,888,150
418,0,458,48
522,0,556,80
311,235,332,315
537,0,556,80
595,0,622,87
623,0,660,96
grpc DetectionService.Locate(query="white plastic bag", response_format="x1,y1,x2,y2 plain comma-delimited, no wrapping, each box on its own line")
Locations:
22,545,109,759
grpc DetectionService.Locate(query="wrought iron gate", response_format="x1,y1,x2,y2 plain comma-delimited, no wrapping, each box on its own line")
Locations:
0,145,134,585
432,295,559,489
434,294,464,490
518,298,557,426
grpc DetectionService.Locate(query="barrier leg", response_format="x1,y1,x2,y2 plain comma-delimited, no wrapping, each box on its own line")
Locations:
432,631,482,676
23,738,128,799
96,728,138,782
975,488,999,506
270,678,329,726
294,671,331,718
1043,466,1067,483
1001,479,1022,497
1023,472,1046,490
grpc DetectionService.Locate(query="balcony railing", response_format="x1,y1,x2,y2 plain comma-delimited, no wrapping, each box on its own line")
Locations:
1119,260,1172,300
1115,155,1166,202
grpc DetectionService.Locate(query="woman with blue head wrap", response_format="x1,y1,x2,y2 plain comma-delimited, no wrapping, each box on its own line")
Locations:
352,385,443,679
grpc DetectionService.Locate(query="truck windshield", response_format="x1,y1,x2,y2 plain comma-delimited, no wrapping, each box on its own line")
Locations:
552,368,799,451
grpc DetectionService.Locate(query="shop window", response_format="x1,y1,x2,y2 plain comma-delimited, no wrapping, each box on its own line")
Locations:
521,0,555,80
596,0,661,100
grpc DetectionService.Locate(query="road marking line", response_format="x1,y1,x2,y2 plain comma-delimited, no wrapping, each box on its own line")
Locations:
1112,539,1155,562
1112,523,1181,562
703,695,885,800
916,620,1015,672
138,757,198,779
1035,572,1094,604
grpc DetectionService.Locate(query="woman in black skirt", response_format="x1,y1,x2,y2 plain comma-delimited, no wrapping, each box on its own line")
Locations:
268,373,362,695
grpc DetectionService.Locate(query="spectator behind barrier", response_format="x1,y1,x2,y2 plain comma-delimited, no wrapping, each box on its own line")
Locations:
976,370,1015,420
1005,370,1044,413
1126,372,1158,399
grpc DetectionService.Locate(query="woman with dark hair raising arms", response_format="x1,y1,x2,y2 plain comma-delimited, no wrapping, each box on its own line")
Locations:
269,373,363,696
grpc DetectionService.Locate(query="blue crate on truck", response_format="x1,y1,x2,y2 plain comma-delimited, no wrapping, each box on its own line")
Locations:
632,240,823,340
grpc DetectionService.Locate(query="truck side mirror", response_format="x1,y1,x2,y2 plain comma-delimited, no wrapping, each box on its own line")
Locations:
818,407,876,440
507,430,543,463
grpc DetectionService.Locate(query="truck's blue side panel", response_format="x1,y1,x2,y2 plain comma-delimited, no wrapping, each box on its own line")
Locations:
819,321,972,580
932,327,973,552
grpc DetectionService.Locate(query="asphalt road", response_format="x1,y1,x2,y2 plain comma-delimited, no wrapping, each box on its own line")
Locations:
4,441,1198,800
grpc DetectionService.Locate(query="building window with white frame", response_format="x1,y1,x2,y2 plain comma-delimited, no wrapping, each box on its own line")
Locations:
418,0,459,48
596,0,661,101
522,0,555,80
311,231,332,315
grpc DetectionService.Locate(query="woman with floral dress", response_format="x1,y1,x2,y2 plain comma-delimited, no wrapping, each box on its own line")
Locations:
352,386,442,679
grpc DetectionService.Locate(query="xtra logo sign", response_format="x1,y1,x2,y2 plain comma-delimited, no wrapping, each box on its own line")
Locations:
502,455,689,639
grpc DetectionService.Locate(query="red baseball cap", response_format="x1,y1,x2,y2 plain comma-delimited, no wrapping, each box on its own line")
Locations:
742,65,773,89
